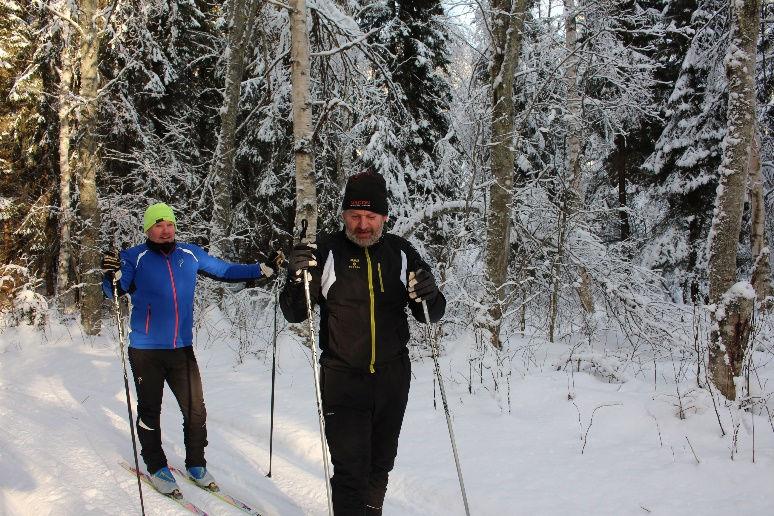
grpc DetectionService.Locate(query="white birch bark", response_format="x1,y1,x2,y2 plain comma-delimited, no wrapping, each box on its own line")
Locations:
484,0,528,348
76,0,103,335
563,0,582,198
290,0,317,241
549,0,594,342
56,17,76,315
563,1,592,322
706,0,760,400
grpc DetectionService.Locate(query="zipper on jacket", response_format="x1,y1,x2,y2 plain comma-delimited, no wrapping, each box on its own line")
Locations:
365,247,376,373
163,256,180,348
145,305,151,334
377,262,384,292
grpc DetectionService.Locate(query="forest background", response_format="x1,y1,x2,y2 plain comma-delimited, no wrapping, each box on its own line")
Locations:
1,0,773,406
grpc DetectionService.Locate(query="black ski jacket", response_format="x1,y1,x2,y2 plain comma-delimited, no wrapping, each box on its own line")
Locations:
280,230,446,373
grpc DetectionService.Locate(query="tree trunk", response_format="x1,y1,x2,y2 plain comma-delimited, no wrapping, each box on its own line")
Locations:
56,20,76,315
611,135,631,241
548,208,565,343
290,0,317,241
484,0,528,348
563,0,594,319
549,0,594,341
748,130,771,303
687,216,702,303
77,0,103,335
563,0,582,200
209,0,261,258
706,0,760,400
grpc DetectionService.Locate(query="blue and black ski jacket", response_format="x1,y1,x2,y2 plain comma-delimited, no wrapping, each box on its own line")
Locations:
103,241,264,349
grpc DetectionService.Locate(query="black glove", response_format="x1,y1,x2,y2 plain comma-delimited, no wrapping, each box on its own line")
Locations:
101,251,122,284
288,243,317,283
408,269,439,303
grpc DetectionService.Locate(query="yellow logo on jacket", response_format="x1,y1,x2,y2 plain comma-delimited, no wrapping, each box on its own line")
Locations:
349,258,360,269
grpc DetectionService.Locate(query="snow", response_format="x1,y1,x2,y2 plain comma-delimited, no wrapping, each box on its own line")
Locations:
726,281,757,300
713,281,757,321
2,316,774,515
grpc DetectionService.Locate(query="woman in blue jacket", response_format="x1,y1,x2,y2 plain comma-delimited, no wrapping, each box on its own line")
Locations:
102,202,274,495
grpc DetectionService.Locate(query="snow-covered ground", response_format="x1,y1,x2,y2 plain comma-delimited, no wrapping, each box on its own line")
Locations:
2,312,774,515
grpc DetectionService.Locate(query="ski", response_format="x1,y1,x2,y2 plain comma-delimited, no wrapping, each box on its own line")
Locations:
119,461,209,515
170,465,264,516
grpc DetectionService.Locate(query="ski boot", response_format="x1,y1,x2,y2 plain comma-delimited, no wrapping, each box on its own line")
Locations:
187,466,219,492
150,466,182,499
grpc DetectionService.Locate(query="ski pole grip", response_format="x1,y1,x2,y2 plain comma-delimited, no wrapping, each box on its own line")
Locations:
299,219,309,243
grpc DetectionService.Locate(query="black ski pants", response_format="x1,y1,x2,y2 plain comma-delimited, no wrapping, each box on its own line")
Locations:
128,346,208,474
321,355,411,516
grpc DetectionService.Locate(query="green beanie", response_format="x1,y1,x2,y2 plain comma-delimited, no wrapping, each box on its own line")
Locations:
143,203,176,232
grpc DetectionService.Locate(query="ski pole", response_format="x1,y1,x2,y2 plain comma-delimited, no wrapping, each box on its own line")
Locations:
264,247,285,478
422,299,470,516
299,220,333,516
267,287,278,478
113,274,146,516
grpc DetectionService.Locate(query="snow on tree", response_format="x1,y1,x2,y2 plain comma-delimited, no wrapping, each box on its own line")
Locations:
1,1,63,309
706,0,761,400
209,0,262,259
642,0,728,302
483,0,528,348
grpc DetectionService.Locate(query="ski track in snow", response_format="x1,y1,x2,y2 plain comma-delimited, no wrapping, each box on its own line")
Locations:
2,320,774,515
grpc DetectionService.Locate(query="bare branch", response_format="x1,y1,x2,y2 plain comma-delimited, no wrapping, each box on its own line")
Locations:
34,0,84,36
310,27,381,58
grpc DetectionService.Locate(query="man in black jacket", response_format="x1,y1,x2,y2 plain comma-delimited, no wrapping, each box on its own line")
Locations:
280,171,445,516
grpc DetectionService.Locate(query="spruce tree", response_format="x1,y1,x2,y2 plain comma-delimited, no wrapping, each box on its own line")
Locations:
604,0,694,244
642,0,728,301
98,0,221,246
0,1,64,296
355,0,455,219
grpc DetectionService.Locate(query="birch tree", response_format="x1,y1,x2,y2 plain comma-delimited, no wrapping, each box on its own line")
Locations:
55,5,76,314
484,0,528,348
76,0,104,335
548,0,594,342
706,0,760,400
290,0,317,240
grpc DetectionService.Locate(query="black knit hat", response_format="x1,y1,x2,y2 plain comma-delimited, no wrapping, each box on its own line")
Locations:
342,171,388,216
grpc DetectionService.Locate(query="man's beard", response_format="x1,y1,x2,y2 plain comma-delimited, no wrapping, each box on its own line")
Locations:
345,225,383,248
